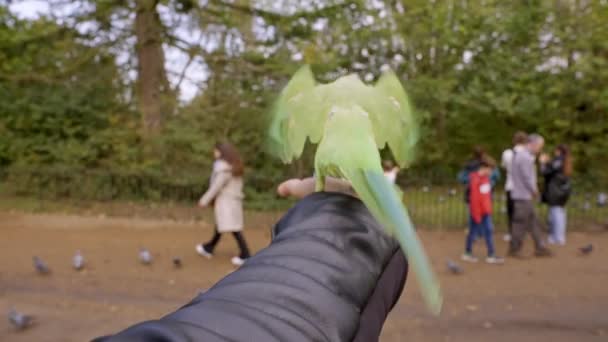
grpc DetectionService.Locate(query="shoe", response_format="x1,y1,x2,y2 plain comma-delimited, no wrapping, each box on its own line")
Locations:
503,234,511,242
231,256,247,267
535,248,553,257
461,253,479,263
195,244,212,259
547,237,557,245
486,256,505,264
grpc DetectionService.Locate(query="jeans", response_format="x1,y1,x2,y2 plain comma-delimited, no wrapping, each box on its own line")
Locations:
465,214,495,257
548,206,566,245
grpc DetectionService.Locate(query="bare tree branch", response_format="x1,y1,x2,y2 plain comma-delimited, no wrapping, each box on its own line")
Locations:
172,53,198,93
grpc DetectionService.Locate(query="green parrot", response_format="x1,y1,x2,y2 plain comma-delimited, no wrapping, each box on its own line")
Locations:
266,65,442,315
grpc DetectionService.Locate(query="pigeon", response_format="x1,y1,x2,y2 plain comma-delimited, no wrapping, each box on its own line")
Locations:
422,186,430,193
579,244,593,255
72,250,85,271
597,193,607,207
447,260,464,275
33,256,50,275
448,188,457,197
438,196,446,203
172,257,182,268
8,308,34,331
139,248,152,265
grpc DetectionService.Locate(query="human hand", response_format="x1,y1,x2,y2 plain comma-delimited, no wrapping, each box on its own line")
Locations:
197,200,208,208
277,180,293,197
277,178,314,199
539,153,550,164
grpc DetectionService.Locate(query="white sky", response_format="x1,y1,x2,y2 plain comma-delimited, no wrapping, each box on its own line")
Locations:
9,0,206,102
9,0,49,18
9,0,574,100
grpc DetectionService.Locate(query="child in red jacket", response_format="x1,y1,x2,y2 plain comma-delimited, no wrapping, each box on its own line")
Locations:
462,156,505,264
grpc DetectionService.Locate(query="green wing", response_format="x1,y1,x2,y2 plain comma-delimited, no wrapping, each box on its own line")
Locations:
365,71,419,168
267,65,419,167
267,65,326,163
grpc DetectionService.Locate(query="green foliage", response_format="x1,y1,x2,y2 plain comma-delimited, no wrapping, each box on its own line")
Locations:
0,10,132,169
1,1,608,207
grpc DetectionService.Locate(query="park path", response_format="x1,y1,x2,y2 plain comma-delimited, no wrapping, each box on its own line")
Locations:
1,211,607,342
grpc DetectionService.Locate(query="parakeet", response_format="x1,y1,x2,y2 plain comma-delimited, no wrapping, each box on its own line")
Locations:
267,65,442,315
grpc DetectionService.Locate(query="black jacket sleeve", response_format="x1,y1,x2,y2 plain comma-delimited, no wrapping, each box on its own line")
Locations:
94,192,407,342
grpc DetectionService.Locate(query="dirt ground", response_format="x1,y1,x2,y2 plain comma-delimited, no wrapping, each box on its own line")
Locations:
1,210,607,342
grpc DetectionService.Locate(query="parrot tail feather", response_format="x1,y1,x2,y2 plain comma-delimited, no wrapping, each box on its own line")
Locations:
343,168,443,315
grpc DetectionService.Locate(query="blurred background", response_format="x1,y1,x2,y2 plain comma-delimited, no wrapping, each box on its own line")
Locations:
1,1,607,341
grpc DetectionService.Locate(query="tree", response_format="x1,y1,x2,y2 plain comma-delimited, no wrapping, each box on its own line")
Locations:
0,8,128,167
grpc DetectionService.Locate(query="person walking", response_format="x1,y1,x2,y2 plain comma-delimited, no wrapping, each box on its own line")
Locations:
500,131,528,242
508,134,552,257
196,142,251,266
540,144,572,246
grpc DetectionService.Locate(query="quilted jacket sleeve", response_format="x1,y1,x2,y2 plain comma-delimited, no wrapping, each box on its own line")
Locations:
95,192,407,342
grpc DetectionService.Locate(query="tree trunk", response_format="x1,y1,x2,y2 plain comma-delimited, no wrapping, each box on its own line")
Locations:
135,0,166,138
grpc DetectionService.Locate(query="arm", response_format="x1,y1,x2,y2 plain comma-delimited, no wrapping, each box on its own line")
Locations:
541,158,562,177
277,177,355,199
457,170,469,185
490,168,501,188
96,193,406,342
501,149,511,169
199,172,231,206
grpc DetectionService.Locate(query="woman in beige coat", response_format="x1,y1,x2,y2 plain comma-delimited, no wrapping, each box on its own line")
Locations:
196,142,251,266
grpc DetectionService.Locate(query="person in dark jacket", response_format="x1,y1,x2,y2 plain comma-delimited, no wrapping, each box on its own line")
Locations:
540,144,572,246
94,192,408,342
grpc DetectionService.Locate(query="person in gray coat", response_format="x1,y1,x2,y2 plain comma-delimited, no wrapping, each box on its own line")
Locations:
508,134,552,257
196,142,251,266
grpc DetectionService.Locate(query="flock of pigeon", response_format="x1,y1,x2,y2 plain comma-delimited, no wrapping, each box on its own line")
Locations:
9,248,182,332
445,243,595,275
